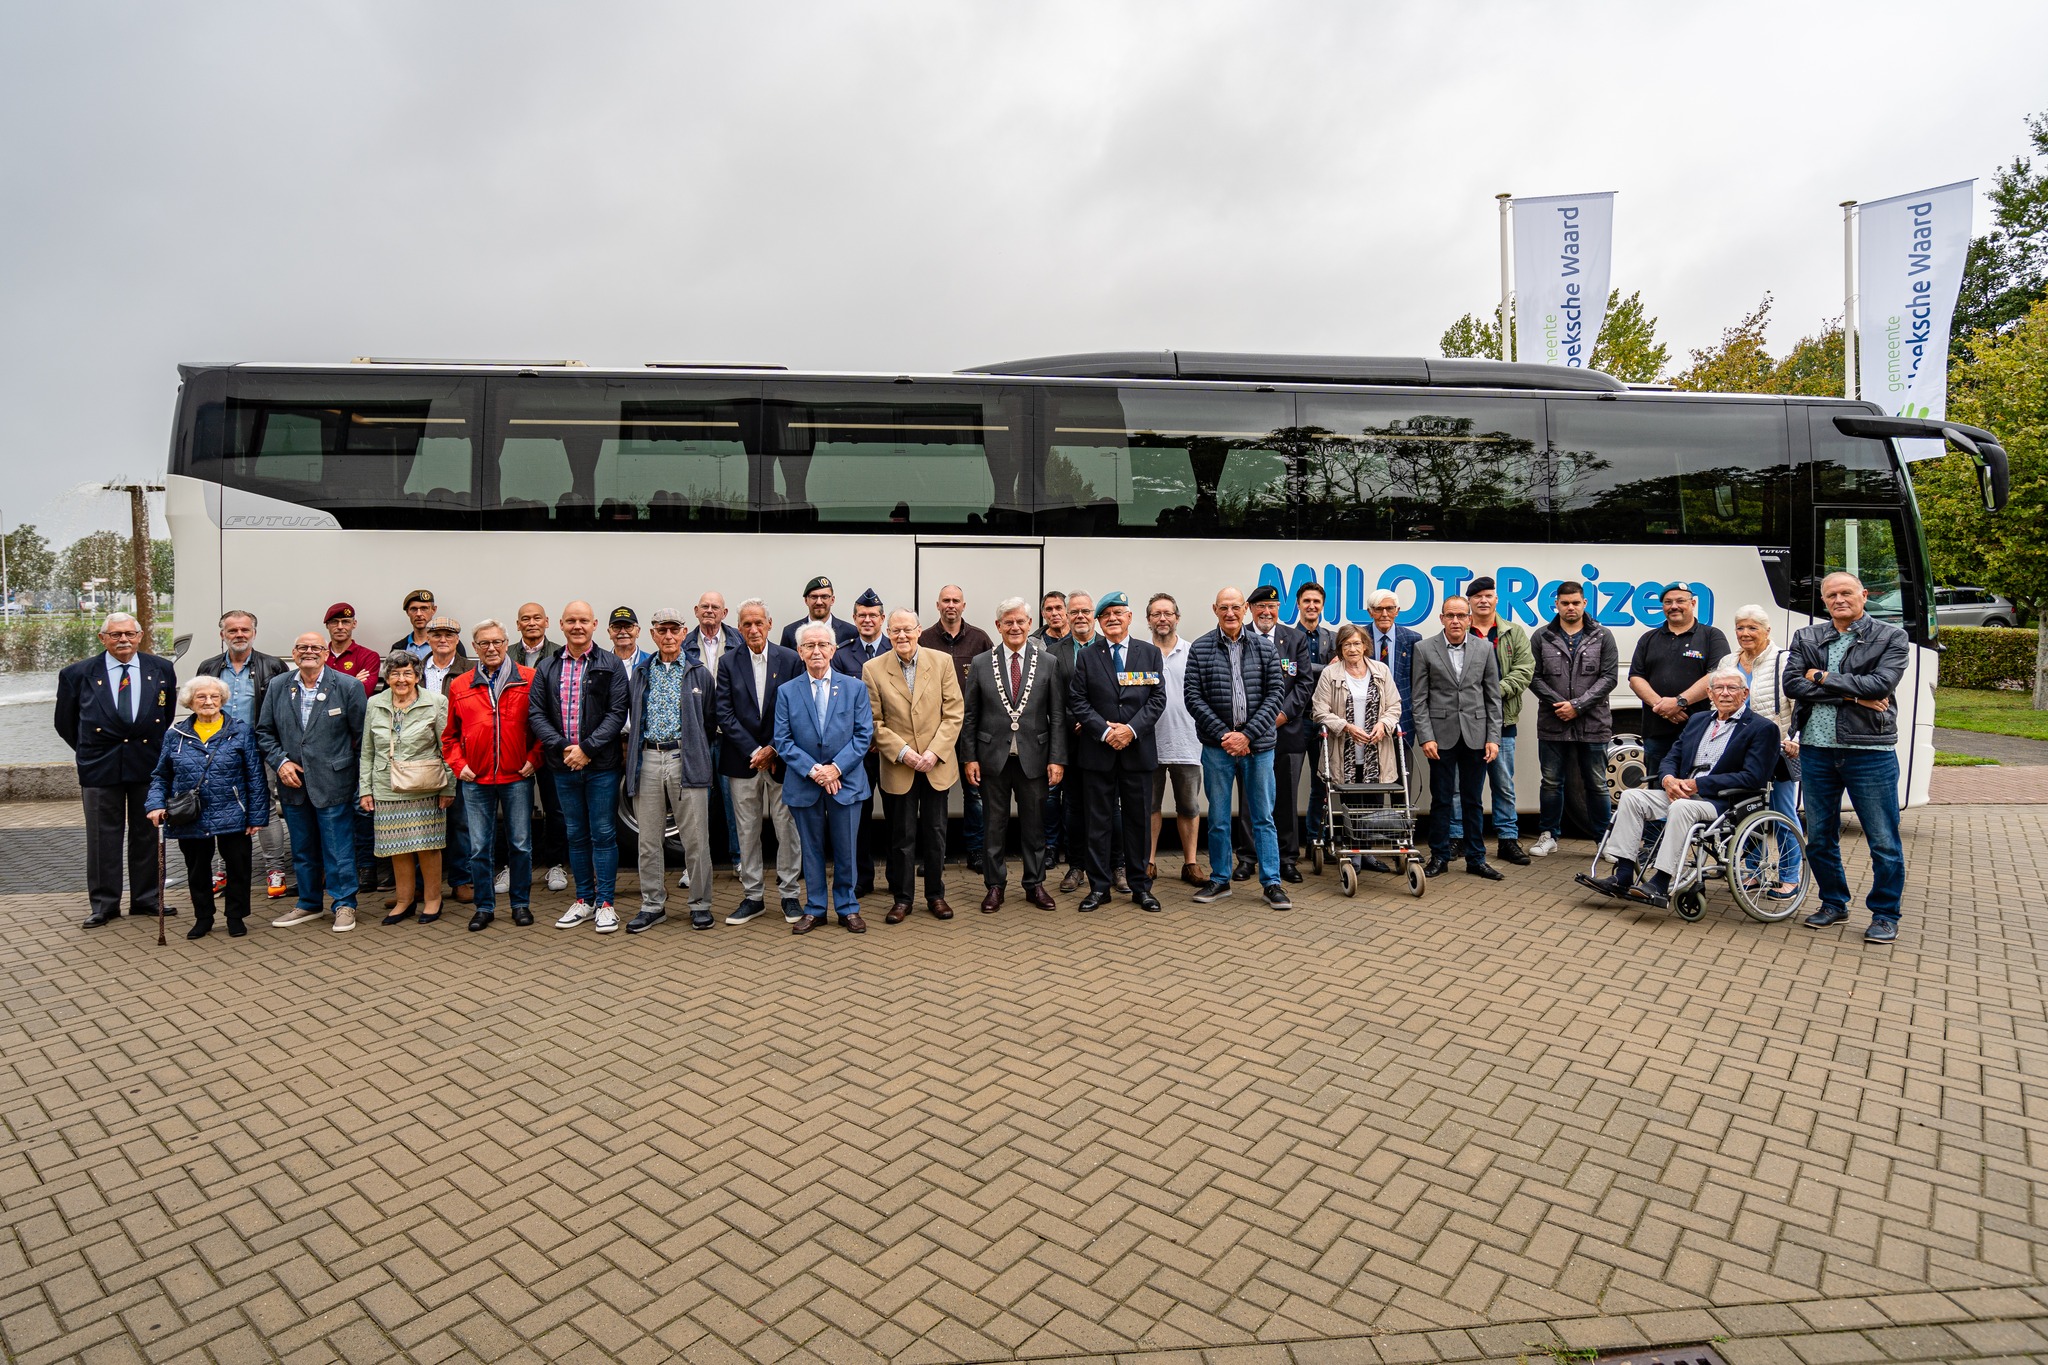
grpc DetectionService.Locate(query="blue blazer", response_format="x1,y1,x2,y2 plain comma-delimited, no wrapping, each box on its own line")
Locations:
55,651,177,786
716,643,804,779
1367,624,1424,736
774,671,874,808
1656,706,1783,810
682,624,743,670
779,615,859,650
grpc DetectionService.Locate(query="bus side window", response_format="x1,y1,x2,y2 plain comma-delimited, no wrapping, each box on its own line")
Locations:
1294,393,1547,542
1549,399,1789,545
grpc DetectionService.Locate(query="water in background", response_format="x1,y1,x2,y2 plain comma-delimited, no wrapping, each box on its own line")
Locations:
0,671,73,764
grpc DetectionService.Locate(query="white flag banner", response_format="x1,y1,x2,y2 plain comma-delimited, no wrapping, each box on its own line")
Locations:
1511,191,1615,368
1857,179,1973,461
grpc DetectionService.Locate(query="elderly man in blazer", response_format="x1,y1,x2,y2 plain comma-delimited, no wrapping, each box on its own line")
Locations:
962,597,1067,914
778,621,876,933
54,612,179,927
1409,595,1504,881
256,631,369,929
1067,591,1169,913
716,599,807,924
864,608,965,922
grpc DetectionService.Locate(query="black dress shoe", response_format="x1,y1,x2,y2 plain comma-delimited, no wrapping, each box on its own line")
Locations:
1280,861,1304,884
1231,858,1254,882
227,920,248,938
1423,856,1452,878
1574,873,1628,899
1804,904,1849,929
468,911,493,932
626,909,665,934
186,920,213,940
380,905,415,926
1497,839,1531,866
1077,891,1107,912
511,908,534,927
82,913,114,929
1624,883,1669,908
1134,891,1162,912
1465,860,1504,881
1360,855,1395,874
1112,868,1130,893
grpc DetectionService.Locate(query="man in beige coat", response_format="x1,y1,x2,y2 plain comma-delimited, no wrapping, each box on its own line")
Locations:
864,610,966,922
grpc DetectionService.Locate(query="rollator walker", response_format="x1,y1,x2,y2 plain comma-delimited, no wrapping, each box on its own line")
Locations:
1576,779,1809,924
1310,724,1427,899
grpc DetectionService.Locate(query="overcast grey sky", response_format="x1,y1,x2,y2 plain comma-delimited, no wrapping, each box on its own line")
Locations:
3,1,2043,541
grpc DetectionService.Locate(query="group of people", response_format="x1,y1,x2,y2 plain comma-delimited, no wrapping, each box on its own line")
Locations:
51,568,1910,942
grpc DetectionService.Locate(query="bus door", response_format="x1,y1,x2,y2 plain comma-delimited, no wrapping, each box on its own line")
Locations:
1812,505,1925,804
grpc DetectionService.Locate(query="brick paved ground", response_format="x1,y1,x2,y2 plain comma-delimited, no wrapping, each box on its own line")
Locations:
2,799,2044,1365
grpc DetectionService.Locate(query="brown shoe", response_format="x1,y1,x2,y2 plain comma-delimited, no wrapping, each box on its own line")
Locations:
884,900,912,924
928,899,953,920
842,913,867,933
791,915,823,935
1180,864,1206,887
1113,868,1130,893
1059,866,1084,894
453,884,475,904
980,886,1004,914
1025,884,1057,911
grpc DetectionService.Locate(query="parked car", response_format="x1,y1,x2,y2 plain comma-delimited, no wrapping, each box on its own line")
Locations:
1934,586,2017,629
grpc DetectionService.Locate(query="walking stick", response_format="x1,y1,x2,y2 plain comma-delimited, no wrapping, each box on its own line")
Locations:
156,821,168,947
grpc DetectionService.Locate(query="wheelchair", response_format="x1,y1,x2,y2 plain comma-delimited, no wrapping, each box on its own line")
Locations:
1577,785,1809,923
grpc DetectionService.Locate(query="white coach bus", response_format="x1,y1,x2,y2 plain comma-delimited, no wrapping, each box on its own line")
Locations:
164,352,2007,822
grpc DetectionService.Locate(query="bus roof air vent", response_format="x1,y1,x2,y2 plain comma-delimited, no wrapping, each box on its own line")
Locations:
960,351,1628,392
350,357,585,367
644,362,790,370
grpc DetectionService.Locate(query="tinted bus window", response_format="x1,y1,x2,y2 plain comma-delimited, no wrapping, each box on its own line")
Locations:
485,378,756,530
1549,399,1790,544
1294,391,1547,541
217,375,479,528
1038,387,1295,538
1807,406,1900,500
757,382,1026,532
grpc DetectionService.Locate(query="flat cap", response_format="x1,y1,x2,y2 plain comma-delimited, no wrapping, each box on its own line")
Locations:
425,616,460,633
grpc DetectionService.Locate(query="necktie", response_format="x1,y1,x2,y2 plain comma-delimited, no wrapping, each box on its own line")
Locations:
1009,650,1021,697
1378,635,1389,664
119,663,133,720
815,678,828,725
1112,643,1125,673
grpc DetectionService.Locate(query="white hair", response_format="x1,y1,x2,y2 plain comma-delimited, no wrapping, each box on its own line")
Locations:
1366,589,1399,609
178,676,229,709
795,621,837,647
470,617,504,640
994,596,1031,620
101,612,140,633
736,597,769,622
1707,665,1750,688
1732,603,1771,627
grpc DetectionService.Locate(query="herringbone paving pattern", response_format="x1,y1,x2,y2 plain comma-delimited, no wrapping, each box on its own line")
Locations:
1,801,2043,1364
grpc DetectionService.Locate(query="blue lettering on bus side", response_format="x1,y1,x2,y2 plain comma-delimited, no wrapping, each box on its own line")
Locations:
1264,561,1719,629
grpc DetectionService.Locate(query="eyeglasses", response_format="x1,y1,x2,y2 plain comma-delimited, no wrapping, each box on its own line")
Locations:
650,623,684,633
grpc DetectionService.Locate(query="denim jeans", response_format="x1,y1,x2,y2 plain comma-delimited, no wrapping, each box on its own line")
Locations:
462,779,533,914
1764,777,1805,884
1537,739,1610,838
281,800,359,913
554,766,621,906
444,798,473,890
1801,747,1903,922
1201,746,1277,885
1446,728,1518,842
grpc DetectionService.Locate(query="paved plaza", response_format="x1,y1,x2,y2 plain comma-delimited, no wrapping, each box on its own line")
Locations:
1,797,2044,1365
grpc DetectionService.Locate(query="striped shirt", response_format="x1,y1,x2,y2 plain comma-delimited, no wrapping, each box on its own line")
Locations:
559,650,589,745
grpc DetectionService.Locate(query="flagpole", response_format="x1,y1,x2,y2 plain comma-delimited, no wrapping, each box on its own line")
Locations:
1841,200,1859,399
1496,192,1514,362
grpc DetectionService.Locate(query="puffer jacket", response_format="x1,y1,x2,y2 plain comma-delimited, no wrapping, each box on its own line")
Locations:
360,689,454,803
443,661,543,785
145,715,272,840
1183,627,1286,751
1783,613,1910,748
1528,618,1619,742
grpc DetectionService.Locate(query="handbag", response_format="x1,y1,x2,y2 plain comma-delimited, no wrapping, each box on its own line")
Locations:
386,703,448,795
164,728,220,825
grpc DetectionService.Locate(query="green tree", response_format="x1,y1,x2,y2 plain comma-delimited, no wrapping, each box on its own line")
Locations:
1440,310,1506,361
1769,323,1845,397
1669,295,1777,392
1589,290,1669,382
56,530,129,603
149,539,174,598
1913,295,2048,705
1953,108,2048,353
2,523,56,598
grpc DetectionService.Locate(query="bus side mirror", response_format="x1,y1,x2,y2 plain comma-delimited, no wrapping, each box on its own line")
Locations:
1833,414,2011,513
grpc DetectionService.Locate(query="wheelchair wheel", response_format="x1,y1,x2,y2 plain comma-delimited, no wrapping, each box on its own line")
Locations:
1406,861,1427,898
1339,860,1357,897
1673,887,1706,921
1728,808,1807,922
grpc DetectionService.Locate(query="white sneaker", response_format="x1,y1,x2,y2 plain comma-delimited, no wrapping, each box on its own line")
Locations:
555,901,593,929
271,907,321,927
1529,832,1558,858
676,869,690,889
546,865,568,892
332,907,357,933
494,867,511,895
595,904,619,933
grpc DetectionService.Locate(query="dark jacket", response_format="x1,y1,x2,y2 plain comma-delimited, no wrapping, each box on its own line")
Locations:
195,648,289,726
146,715,272,839
1657,706,1783,811
1249,623,1316,752
682,624,742,671
831,634,889,679
623,653,718,796
443,662,542,785
55,651,178,787
510,637,560,670
716,643,804,779
919,621,995,697
1363,624,1424,737
1067,637,1168,772
257,666,368,808
961,640,1067,779
529,648,632,771
1783,613,1911,748
1183,628,1286,752
1529,618,1620,742
779,615,859,650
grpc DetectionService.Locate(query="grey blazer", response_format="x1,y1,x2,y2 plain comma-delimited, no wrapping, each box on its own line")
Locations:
960,641,1068,778
257,667,368,809
1408,634,1503,751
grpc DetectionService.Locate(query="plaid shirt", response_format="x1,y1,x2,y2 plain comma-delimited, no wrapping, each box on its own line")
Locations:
559,649,588,745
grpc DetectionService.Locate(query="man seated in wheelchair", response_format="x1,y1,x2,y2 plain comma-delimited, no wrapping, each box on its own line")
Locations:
1578,668,1782,907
